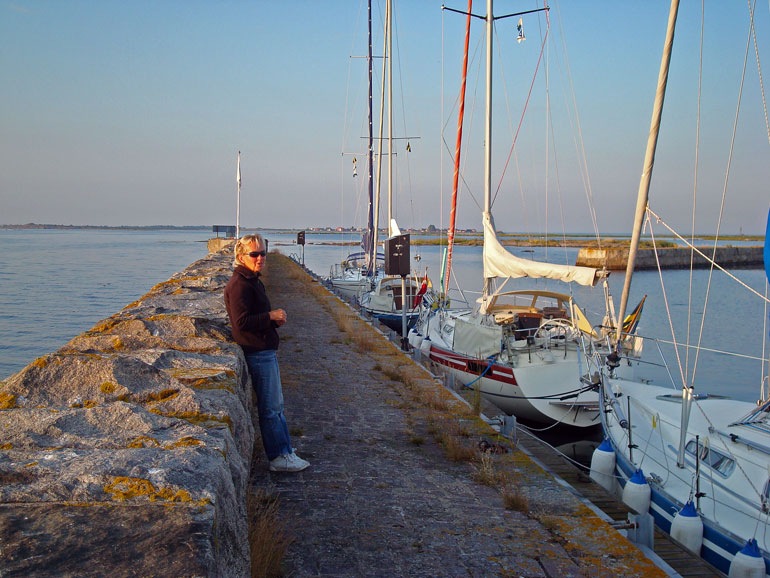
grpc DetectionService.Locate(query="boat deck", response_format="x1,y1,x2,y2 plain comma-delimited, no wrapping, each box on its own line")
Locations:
251,253,725,577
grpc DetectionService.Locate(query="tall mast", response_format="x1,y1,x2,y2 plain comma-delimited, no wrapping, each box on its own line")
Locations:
366,0,375,274
372,0,390,264
616,0,680,343
387,0,394,235
443,0,473,296
236,151,241,239
482,0,493,299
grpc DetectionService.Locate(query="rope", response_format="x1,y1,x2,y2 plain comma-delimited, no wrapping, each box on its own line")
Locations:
492,3,550,206
646,209,770,306
747,0,770,145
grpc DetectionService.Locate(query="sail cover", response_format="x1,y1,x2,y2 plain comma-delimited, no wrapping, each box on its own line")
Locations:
482,212,601,287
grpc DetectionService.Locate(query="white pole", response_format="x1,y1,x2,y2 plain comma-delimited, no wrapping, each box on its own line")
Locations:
616,0,680,342
236,151,242,239
482,0,493,299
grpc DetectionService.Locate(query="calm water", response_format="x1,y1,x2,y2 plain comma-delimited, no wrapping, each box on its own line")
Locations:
3,228,768,408
0,229,210,379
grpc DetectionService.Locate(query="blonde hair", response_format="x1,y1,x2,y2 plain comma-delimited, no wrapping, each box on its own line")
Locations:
233,233,265,267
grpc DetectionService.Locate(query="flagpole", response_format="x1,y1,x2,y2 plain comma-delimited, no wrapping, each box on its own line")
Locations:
236,151,241,239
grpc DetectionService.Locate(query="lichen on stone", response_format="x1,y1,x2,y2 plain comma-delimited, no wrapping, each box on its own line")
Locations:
0,392,19,409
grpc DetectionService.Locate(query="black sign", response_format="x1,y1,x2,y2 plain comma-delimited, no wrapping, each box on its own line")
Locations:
385,234,410,276
297,231,306,245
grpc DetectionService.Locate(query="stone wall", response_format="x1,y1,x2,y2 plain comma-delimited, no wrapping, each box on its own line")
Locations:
576,246,764,270
0,248,252,577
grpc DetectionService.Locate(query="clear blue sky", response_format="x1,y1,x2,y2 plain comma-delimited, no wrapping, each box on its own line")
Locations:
2,1,768,234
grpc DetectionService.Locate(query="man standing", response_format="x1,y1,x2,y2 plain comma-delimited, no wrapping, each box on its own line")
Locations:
224,234,310,472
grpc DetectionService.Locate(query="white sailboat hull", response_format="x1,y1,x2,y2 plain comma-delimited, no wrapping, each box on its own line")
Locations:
600,377,770,576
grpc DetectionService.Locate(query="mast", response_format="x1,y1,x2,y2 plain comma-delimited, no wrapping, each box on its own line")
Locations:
482,0,493,299
616,0,680,343
443,0,473,296
388,0,394,236
236,151,241,239
366,0,375,274
372,0,390,268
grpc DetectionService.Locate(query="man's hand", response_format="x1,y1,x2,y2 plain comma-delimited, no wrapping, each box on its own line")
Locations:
269,308,287,326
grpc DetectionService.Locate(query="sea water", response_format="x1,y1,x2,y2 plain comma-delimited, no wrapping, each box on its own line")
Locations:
0,228,209,379
2,228,768,409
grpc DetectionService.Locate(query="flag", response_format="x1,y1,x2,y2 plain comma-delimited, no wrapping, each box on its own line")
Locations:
622,295,647,335
413,269,429,308
406,142,411,152
517,17,525,43
353,156,358,177
237,151,241,188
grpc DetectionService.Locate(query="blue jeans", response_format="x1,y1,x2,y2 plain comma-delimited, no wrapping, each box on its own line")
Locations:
244,350,293,461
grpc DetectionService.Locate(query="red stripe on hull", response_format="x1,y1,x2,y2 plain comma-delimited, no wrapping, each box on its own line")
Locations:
429,344,517,386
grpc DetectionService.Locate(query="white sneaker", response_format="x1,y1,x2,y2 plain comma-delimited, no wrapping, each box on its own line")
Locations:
269,452,310,472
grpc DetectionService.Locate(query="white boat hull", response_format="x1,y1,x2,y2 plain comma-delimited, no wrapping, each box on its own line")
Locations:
600,378,770,576
425,340,600,427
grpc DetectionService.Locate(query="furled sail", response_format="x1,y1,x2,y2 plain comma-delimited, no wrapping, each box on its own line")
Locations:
482,212,601,287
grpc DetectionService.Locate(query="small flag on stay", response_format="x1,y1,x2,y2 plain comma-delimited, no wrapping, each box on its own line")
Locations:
353,157,358,177
622,295,647,335
517,17,525,43
406,142,411,152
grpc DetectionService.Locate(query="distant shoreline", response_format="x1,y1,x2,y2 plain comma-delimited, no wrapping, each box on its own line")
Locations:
1,224,762,245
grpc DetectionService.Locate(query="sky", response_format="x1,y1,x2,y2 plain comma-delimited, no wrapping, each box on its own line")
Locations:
2,1,769,234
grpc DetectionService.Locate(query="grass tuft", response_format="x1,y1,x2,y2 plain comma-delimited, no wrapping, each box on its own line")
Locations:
248,488,293,578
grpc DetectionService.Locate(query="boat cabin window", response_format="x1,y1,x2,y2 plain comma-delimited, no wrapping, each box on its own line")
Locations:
763,479,770,512
685,439,735,477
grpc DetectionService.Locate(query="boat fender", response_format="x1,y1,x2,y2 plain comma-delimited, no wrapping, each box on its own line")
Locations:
589,438,616,493
728,538,766,578
408,332,424,350
670,500,703,554
419,337,432,357
622,469,651,514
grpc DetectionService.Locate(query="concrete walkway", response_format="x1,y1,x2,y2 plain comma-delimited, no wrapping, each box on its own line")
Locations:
250,254,667,578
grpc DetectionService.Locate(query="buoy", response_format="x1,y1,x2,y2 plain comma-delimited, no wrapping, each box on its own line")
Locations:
589,438,616,493
622,469,651,514
670,500,703,554
728,538,766,578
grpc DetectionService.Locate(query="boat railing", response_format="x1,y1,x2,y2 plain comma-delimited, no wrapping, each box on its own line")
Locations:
587,331,681,391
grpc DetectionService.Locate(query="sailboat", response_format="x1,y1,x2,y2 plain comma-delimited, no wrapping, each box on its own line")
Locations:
590,2,770,575
357,0,434,333
407,0,634,428
330,0,385,302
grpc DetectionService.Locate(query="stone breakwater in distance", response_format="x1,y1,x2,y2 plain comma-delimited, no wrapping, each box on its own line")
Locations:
576,246,764,270
0,246,252,577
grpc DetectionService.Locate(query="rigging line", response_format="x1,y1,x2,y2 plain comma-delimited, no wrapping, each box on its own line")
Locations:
651,338,770,364
646,208,770,305
495,19,532,240
687,0,705,387
691,1,756,388
492,1,550,207
689,397,766,506
392,3,417,229
648,218,689,390
747,0,770,145
552,0,602,246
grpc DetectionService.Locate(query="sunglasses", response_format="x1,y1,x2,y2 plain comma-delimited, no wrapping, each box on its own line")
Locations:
248,250,267,258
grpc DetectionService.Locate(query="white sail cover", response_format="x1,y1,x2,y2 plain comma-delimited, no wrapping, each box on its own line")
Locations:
482,212,600,287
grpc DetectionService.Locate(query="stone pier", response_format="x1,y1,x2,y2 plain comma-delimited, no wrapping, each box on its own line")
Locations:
1,247,685,577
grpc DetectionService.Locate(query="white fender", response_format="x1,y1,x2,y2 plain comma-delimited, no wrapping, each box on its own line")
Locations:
621,469,651,514
589,438,616,493
670,501,703,554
